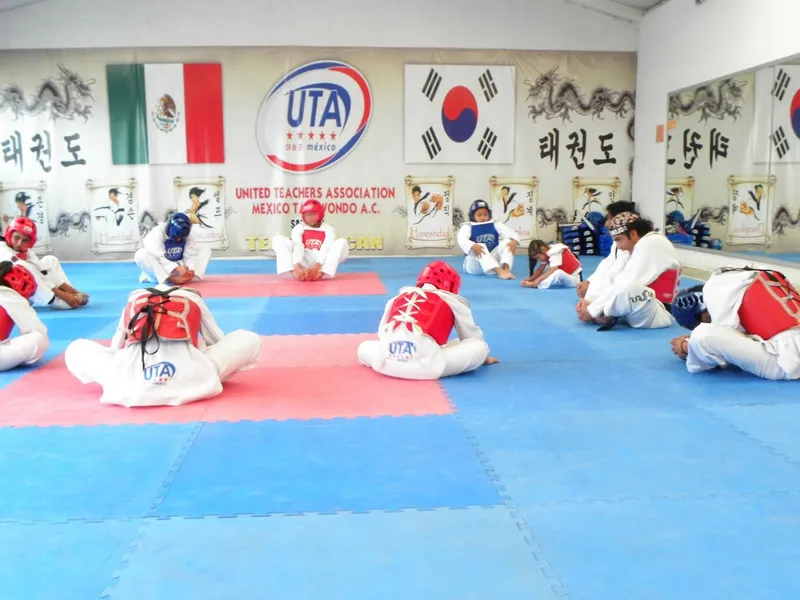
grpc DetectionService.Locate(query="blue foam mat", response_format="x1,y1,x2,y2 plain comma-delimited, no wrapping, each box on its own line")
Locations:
156,417,500,517
102,508,564,600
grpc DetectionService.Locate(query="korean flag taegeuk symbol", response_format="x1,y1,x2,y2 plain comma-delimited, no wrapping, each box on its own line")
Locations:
404,65,516,164
256,60,373,174
754,65,800,163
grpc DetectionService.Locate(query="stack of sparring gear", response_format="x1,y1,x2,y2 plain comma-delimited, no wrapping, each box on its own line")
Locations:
665,210,712,248
558,211,605,256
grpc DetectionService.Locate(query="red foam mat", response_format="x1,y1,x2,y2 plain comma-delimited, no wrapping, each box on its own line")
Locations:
191,272,387,298
0,334,453,427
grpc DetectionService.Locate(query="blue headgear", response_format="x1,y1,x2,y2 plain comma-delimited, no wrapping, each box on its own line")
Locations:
469,199,492,222
672,288,706,330
166,212,192,241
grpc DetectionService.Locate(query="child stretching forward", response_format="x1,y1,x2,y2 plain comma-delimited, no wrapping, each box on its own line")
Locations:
522,240,582,289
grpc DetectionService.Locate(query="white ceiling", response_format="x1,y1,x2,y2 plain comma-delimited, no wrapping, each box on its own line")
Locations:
560,0,669,23
611,0,667,9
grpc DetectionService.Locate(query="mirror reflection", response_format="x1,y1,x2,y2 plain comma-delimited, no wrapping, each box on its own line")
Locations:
665,59,800,263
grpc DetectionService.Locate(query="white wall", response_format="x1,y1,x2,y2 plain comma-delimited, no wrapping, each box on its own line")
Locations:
0,0,638,52
633,0,800,229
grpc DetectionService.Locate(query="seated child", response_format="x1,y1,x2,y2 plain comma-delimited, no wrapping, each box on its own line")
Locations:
135,212,211,285
272,199,349,281
457,199,519,280
0,217,89,309
65,284,262,407
522,240,583,289
357,260,498,380
0,261,49,370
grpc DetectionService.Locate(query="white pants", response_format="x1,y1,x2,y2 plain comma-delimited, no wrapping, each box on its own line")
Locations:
64,329,262,407
0,330,48,370
463,241,515,275
134,247,212,285
272,235,349,278
32,255,75,310
605,280,673,329
538,269,581,289
357,337,489,380
686,324,800,380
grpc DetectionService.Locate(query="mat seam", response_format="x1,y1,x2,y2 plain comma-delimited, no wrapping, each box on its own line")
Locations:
100,418,205,598
440,382,572,599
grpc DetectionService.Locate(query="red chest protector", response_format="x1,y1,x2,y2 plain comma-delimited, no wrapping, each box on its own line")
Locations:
302,228,326,251
0,306,14,342
738,270,800,340
648,268,681,304
123,287,202,348
557,248,582,275
386,289,455,346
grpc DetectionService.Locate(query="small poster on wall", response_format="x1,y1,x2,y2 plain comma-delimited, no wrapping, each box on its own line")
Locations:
488,175,538,243
665,177,696,219
572,177,621,221
173,176,228,250
404,175,455,249
0,180,52,254
86,178,141,254
726,175,776,247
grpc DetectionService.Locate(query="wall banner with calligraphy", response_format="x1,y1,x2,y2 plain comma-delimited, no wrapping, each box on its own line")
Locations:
173,176,228,250
0,180,52,254
488,176,538,243
404,175,455,249
0,50,634,260
726,175,776,247
572,177,620,221
86,178,141,254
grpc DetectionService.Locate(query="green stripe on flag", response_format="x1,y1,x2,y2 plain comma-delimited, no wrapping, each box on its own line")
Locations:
107,64,149,165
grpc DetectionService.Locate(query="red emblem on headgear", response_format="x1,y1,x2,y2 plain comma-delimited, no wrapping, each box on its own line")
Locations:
2,263,37,299
300,199,325,222
5,217,38,249
417,260,461,295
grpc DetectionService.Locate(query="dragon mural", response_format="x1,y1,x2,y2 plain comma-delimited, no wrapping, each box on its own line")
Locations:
0,64,96,123
47,211,91,237
668,78,747,123
525,66,636,176
772,206,800,237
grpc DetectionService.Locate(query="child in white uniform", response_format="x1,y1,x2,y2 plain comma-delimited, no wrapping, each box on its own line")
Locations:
272,199,349,281
457,199,519,280
64,284,262,407
523,240,583,289
0,261,48,371
135,212,211,285
358,260,498,380
0,217,89,309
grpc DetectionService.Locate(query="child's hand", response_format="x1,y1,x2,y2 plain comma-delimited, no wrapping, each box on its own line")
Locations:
472,244,485,257
576,281,589,298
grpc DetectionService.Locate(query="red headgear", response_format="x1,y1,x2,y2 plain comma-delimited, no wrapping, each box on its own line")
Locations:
300,199,325,223
1,263,37,299
5,217,38,249
417,260,461,294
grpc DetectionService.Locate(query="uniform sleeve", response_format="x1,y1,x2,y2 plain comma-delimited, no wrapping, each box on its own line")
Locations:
587,244,654,319
195,295,224,345
110,295,133,350
3,292,47,336
290,223,305,264
144,226,181,272
547,245,565,268
457,223,473,255
440,293,486,342
495,221,520,242
182,228,200,269
316,224,336,265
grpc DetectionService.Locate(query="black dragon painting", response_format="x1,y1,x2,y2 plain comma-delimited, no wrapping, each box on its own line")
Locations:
668,78,747,123
525,66,636,177
0,64,96,122
772,206,800,237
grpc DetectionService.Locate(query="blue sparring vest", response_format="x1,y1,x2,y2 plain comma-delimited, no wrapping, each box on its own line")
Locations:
164,238,186,262
470,222,499,252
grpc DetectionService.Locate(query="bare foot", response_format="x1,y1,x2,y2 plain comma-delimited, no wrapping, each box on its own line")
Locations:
497,268,515,280
521,280,537,288
76,293,89,306
292,265,306,281
485,356,500,365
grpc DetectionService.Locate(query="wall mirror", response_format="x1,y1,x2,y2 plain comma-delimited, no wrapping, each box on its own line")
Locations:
664,58,800,264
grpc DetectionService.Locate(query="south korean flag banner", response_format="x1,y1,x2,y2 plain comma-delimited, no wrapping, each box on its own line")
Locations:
404,65,516,164
753,65,800,163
